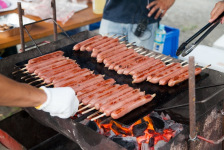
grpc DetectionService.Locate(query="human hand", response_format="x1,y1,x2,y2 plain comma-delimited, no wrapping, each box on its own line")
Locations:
146,0,175,19
36,86,79,118
209,1,224,24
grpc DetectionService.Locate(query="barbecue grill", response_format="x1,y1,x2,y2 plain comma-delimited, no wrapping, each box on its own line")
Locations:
0,30,224,149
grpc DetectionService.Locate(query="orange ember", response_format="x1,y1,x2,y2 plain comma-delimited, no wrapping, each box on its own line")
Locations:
95,114,175,148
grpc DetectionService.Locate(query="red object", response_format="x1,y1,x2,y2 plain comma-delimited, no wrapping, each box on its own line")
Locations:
0,129,24,150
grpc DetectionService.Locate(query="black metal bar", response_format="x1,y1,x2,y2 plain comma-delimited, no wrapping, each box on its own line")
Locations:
51,0,57,41
18,2,25,52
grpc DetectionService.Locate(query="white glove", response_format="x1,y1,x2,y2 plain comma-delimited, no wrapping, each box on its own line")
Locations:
36,86,79,118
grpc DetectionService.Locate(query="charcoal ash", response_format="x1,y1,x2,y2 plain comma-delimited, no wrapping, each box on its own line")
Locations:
170,123,183,136
141,142,150,150
154,140,167,150
132,121,148,137
110,136,138,150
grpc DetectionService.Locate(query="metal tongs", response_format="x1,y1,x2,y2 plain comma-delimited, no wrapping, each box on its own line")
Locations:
176,12,224,57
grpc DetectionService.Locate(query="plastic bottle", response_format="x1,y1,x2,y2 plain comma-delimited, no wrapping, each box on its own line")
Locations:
153,24,166,53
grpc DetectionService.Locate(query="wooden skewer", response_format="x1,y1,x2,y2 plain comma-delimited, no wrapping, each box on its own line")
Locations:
36,82,46,87
155,55,163,59
21,75,33,80
81,107,96,114
87,111,100,119
161,56,168,61
108,34,116,38
28,79,43,85
118,36,126,40
45,83,54,87
144,52,153,56
12,67,26,74
25,76,38,81
77,104,91,112
126,42,136,46
181,60,188,65
79,103,83,106
139,51,148,55
202,64,211,70
91,113,106,121
164,58,173,63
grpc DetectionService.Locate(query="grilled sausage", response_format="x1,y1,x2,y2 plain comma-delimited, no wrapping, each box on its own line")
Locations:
129,58,163,76
28,51,64,65
94,87,136,110
159,65,189,85
146,63,179,81
100,90,144,115
88,84,131,107
72,76,105,92
86,37,114,51
82,84,119,105
122,57,152,75
39,63,79,79
44,67,82,84
73,35,102,50
103,48,135,65
26,56,66,73
80,36,108,51
116,56,145,74
149,63,182,84
91,42,120,57
168,68,202,87
96,45,128,63
77,78,116,96
108,53,138,70
55,74,95,87
33,59,74,75
37,60,78,77
111,94,155,119
132,63,165,83
114,55,142,72
78,83,114,101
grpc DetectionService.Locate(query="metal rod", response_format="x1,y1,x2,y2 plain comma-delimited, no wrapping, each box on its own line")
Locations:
24,27,43,55
188,56,196,147
18,2,25,52
51,0,57,41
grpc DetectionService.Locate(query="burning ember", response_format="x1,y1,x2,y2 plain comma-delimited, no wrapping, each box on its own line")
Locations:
83,112,183,150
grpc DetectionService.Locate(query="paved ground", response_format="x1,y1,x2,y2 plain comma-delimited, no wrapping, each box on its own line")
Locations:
0,0,223,121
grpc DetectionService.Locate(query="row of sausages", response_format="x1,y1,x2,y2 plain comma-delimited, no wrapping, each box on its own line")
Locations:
73,35,203,86
25,51,155,119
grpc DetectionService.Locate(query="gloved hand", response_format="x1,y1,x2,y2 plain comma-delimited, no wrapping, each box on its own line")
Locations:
36,86,79,118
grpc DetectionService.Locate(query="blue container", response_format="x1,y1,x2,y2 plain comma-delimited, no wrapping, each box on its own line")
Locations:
89,21,101,31
163,25,180,58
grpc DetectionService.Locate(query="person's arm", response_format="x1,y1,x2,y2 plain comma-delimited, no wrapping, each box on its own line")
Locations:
0,74,79,118
209,1,224,24
0,74,46,107
146,0,175,19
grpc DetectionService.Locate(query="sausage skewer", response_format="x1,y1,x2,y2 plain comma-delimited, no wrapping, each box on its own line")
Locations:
168,64,211,87
90,93,156,120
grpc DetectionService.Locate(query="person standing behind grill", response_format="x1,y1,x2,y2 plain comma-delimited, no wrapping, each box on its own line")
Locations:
209,1,224,24
0,74,79,119
99,0,175,50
